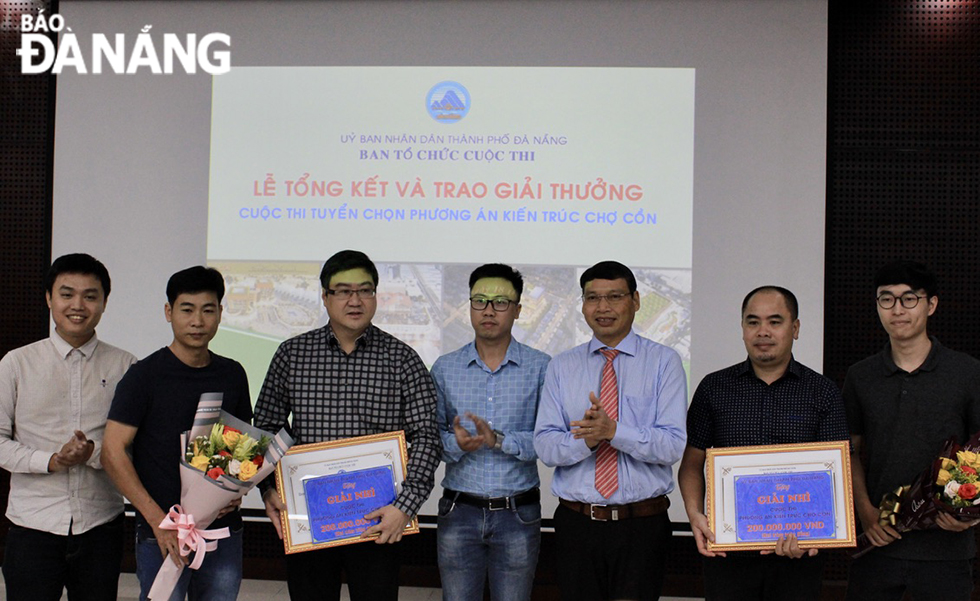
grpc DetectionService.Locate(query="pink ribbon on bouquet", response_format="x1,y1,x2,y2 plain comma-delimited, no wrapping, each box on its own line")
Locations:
158,505,230,570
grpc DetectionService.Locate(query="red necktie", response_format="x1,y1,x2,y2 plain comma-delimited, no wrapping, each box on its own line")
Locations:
595,348,620,498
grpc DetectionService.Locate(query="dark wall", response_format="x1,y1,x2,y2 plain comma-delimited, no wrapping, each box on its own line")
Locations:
0,0,57,555
825,0,980,384
2,0,980,598
824,2,980,597
0,2,55,368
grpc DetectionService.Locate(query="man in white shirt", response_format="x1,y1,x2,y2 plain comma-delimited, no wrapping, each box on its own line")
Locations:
0,253,136,601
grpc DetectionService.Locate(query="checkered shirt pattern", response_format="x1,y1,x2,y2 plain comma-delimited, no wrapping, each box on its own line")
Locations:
254,324,441,517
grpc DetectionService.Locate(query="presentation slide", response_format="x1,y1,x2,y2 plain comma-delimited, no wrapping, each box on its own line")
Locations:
206,67,693,386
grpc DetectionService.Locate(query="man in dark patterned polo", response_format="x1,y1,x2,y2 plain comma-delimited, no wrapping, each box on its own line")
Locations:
254,249,440,601
678,286,849,600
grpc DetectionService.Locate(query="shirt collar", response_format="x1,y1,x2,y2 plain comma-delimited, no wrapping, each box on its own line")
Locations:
736,356,802,380
880,335,942,374
326,323,375,348
50,331,99,359
465,339,522,371
588,329,638,357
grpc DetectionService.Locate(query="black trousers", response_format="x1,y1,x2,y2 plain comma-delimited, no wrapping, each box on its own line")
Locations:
553,502,671,601
2,513,124,601
285,540,401,601
846,552,973,601
702,551,826,601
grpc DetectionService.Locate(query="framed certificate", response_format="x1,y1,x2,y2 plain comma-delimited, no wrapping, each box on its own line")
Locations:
274,430,418,554
706,441,856,552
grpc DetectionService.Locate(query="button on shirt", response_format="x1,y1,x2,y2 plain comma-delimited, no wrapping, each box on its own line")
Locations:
0,333,136,535
534,330,688,505
433,340,550,498
687,358,849,450
254,324,440,517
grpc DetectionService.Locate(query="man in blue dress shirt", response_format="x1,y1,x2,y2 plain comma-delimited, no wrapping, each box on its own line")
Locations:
432,264,551,601
534,260,687,601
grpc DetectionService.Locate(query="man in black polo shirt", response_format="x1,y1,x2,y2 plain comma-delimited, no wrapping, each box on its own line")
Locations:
845,261,980,600
678,286,848,600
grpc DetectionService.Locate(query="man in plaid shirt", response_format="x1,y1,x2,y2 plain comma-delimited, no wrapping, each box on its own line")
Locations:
254,249,440,601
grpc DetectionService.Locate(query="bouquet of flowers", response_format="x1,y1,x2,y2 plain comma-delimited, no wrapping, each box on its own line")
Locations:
185,422,269,482
935,448,980,510
148,393,294,599
852,430,980,557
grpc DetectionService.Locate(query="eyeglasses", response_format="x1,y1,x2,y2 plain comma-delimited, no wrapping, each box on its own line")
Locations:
876,292,926,310
325,288,377,300
469,297,516,311
582,292,632,305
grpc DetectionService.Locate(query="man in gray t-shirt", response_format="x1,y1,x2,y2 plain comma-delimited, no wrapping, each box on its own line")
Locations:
845,261,980,601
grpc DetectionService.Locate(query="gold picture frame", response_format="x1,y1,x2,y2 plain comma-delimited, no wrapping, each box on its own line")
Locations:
706,440,856,552
274,430,418,554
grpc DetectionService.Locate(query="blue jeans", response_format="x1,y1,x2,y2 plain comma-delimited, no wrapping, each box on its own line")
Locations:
437,495,541,601
135,523,242,601
2,513,123,601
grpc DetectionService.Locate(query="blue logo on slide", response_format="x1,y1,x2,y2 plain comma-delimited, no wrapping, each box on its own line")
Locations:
426,81,470,123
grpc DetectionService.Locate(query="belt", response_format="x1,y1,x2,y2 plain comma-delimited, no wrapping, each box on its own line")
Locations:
559,495,669,521
443,488,540,511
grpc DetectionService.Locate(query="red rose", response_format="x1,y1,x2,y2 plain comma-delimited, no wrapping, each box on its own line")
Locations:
219,450,232,458
207,467,226,480
252,455,264,468
958,483,977,500
961,465,977,476
223,425,241,435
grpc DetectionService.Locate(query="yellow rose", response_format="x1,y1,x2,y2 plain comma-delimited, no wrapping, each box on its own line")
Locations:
238,460,258,481
937,469,953,486
941,457,957,470
957,450,978,466
190,455,210,472
223,430,241,450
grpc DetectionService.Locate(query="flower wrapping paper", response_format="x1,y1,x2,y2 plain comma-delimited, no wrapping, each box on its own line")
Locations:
852,430,980,558
148,392,294,599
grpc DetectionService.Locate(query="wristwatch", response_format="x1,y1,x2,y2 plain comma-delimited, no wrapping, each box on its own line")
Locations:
493,429,505,451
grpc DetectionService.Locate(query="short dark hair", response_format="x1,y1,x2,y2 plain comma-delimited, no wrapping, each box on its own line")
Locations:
874,260,937,298
45,253,112,300
741,286,800,321
579,261,637,294
468,264,524,301
319,250,379,290
166,266,226,305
